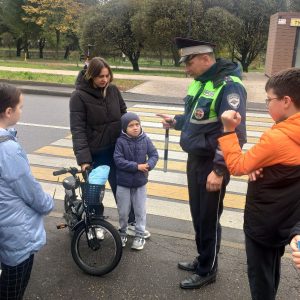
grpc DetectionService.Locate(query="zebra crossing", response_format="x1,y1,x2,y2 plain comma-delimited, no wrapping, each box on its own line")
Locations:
28,103,274,231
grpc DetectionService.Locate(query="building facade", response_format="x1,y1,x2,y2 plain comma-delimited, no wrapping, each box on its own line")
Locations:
265,12,300,76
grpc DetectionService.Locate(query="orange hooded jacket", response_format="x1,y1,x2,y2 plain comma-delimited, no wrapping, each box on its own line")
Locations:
218,112,300,247
218,112,300,176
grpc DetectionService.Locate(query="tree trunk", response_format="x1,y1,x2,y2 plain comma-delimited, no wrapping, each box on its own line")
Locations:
16,38,23,57
128,51,140,71
24,40,30,59
55,29,60,59
39,38,46,59
130,58,139,71
159,49,163,66
242,61,249,72
64,45,70,59
171,47,180,67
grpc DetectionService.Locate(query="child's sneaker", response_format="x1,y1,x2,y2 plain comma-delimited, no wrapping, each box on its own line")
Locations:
128,224,151,239
131,236,145,250
120,235,127,247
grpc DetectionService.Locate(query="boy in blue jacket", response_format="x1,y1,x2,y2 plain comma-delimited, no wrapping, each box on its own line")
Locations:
0,83,54,299
114,112,158,250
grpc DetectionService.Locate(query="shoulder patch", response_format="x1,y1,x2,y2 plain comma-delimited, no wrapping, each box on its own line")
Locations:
194,108,205,120
227,93,240,109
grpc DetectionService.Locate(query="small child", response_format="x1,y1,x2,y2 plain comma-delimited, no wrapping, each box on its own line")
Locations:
218,68,300,299
0,83,54,299
114,112,158,250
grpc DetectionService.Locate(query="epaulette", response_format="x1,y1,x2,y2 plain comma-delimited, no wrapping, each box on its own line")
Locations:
224,76,233,83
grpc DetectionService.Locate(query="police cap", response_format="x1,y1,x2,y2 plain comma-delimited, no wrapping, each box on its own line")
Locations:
174,37,216,63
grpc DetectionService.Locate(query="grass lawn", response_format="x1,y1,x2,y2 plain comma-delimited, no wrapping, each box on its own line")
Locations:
0,70,144,91
0,59,185,77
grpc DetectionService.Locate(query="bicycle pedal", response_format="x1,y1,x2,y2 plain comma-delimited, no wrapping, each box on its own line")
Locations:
56,223,68,229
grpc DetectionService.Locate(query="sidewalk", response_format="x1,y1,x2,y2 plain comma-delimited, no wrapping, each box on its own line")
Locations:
0,66,268,104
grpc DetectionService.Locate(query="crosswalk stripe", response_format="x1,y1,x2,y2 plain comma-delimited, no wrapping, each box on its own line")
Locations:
64,134,261,149
29,153,249,183
42,182,243,230
33,165,245,210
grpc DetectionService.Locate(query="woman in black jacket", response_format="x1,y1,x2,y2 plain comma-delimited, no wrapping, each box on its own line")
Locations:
70,57,127,215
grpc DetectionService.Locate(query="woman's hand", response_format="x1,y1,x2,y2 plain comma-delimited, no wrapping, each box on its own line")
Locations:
81,163,91,172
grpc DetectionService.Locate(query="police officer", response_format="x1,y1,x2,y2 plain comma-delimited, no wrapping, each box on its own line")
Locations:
158,37,247,289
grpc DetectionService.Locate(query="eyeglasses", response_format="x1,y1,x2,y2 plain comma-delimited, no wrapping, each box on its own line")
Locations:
265,97,280,107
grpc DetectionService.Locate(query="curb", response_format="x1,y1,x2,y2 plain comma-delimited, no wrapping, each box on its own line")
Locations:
0,79,267,110
0,79,74,88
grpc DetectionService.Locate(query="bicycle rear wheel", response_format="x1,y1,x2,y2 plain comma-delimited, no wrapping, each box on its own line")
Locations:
71,219,122,276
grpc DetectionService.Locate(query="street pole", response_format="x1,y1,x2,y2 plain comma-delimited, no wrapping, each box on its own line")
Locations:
163,128,169,172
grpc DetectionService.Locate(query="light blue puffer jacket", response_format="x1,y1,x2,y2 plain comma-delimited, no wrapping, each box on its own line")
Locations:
0,128,54,266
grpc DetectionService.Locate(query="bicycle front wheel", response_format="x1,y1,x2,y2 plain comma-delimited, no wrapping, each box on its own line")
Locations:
71,219,122,276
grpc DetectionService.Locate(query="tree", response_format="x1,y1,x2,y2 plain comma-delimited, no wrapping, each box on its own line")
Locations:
22,0,83,58
81,0,145,71
227,0,287,71
0,0,40,57
1,32,14,57
289,0,300,10
133,0,204,66
200,6,239,59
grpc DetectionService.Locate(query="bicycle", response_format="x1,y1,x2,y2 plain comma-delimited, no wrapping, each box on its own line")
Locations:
53,167,122,276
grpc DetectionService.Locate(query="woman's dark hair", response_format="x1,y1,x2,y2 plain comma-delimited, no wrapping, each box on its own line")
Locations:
84,57,113,83
0,83,21,114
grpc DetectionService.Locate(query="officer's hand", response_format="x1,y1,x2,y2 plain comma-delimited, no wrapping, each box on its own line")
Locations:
221,110,241,132
206,171,223,192
248,168,264,181
156,113,176,129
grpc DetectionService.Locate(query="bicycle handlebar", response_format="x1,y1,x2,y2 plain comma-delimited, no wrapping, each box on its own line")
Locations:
53,167,80,176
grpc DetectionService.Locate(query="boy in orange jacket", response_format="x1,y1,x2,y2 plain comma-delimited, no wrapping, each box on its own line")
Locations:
218,68,300,300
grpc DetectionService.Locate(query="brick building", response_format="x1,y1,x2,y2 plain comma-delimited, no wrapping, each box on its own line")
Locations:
265,12,300,76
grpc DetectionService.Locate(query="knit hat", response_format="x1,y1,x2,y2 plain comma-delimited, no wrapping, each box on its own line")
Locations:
121,112,140,132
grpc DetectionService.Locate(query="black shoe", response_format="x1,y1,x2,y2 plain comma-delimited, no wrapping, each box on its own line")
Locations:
180,272,217,289
178,259,198,272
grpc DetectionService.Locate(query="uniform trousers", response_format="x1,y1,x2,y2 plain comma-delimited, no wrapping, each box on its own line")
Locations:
187,154,229,276
0,254,34,300
245,235,285,300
